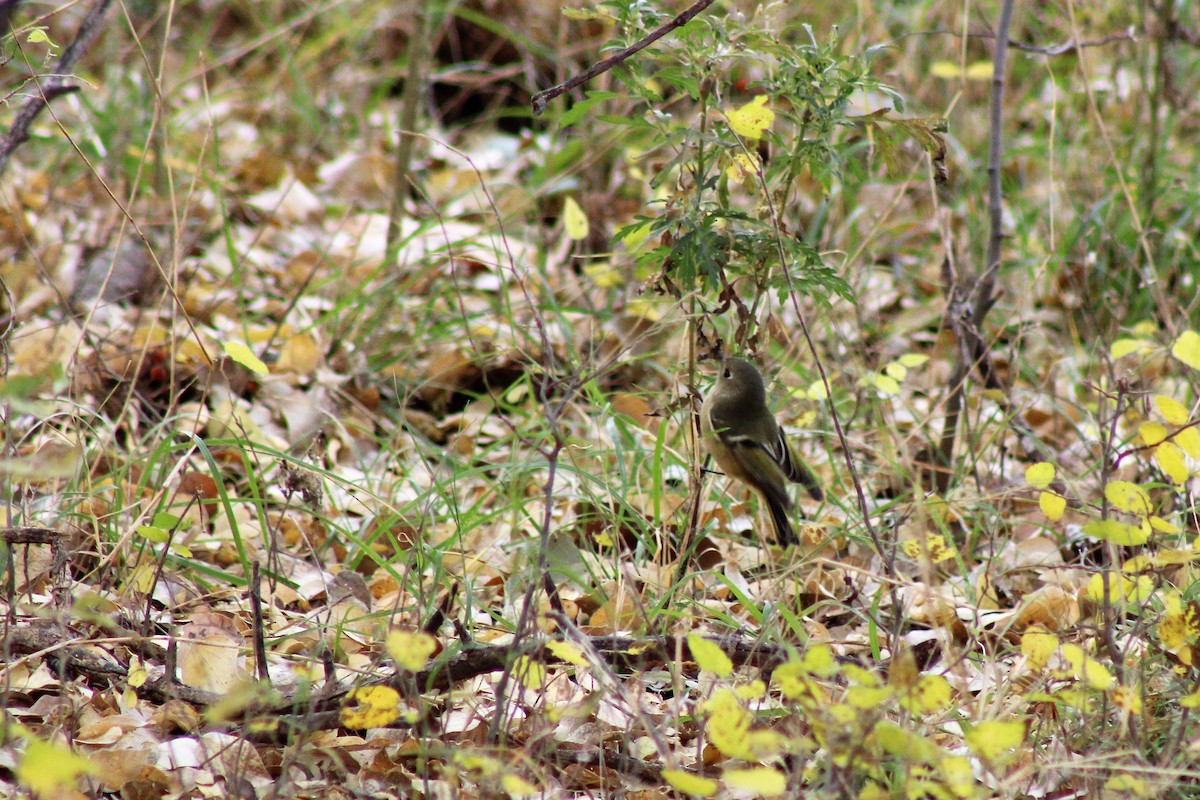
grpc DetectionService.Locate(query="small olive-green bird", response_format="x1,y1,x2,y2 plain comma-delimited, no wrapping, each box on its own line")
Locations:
701,356,823,546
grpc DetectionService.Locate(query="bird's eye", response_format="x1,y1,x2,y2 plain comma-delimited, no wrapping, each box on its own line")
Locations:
722,368,732,379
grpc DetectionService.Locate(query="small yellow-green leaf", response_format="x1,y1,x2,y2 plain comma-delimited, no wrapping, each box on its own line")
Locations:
340,686,400,729
1025,462,1055,488
806,379,829,400
884,362,908,381
1021,626,1058,670
725,152,761,184
502,773,540,796
1172,330,1200,371
964,61,994,79
1061,644,1115,690
847,685,894,708
513,655,546,690
663,769,717,797
1139,422,1169,447
222,341,269,375
726,95,774,139
1155,395,1191,426
1087,572,1128,603
1083,519,1150,546
1155,441,1189,485
582,261,622,287
1039,491,1066,521
870,373,901,395
386,630,438,671
873,721,940,763
939,756,975,796
546,640,588,667
16,736,96,796
1176,426,1200,458
910,674,952,713
801,644,838,677
136,525,170,543
1104,773,1147,795
965,720,1026,760
724,767,787,796
1150,515,1181,534
1104,481,1150,515
562,196,589,241
1111,338,1151,359
688,633,733,677
898,353,930,368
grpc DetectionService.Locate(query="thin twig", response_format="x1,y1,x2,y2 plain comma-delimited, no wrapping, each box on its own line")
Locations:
0,0,114,179
531,0,715,115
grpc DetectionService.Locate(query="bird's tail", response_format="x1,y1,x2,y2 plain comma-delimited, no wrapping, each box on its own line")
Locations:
765,493,797,547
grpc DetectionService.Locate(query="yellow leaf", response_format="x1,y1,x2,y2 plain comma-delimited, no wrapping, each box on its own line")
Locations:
222,341,269,375
1176,426,1200,458
801,644,838,677
1039,491,1066,521
1021,626,1058,670
939,755,975,796
725,152,761,183
1109,684,1142,714
965,720,1026,760
1087,572,1132,603
16,736,96,796
688,633,733,677
340,686,401,729
1154,441,1189,485
1105,773,1148,796
582,261,623,287
930,60,993,80
1082,519,1149,546
911,674,952,713
127,655,148,688
1110,338,1152,359
502,774,540,796
1060,644,1114,690
806,379,830,400
276,332,320,374
1172,330,1200,371
386,630,438,671
898,353,930,368
964,61,995,79
1150,515,1180,534
873,722,941,763
546,640,589,667
513,655,546,690
1025,462,1055,488
847,685,893,708
735,680,766,700
724,767,788,796
726,95,775,139
1154,395,1191,426
930,61,961,78
870,373,901,395
884,361,908,381
1104,481,1150,515
663,769,717,797
1139,421,1169,446
562,196,589,240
